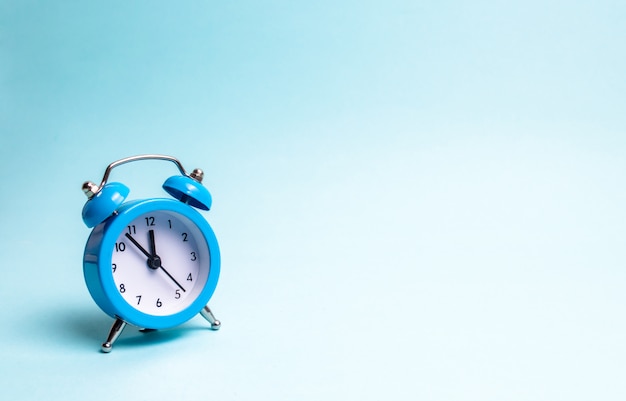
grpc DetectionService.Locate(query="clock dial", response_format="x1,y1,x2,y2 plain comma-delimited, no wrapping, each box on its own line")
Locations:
110,210,210,316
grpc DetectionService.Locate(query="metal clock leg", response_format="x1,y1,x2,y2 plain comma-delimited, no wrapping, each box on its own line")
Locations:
101,318,127,353
200,305,221,330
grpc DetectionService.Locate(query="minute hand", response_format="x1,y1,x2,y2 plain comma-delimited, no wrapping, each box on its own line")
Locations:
125,232,186,292
147,230,186,293
125,233,151,259
157,264,186,293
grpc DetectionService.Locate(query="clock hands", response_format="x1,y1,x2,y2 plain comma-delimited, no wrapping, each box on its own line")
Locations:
145,230,186,292
147,229,186,292
149,229,157,259
124,233,150,258
153,262,186,293
124,231,186,292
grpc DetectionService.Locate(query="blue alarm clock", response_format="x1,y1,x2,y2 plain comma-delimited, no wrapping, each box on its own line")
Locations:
81,155,221,353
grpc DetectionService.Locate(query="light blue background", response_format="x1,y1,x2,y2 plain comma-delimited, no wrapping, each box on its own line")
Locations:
1,0,625,399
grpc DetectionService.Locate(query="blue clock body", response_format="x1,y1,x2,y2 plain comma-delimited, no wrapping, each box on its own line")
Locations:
83,198,221,329
81,155,222,352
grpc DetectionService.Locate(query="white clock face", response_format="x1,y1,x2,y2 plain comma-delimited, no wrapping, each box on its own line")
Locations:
111,210,210,316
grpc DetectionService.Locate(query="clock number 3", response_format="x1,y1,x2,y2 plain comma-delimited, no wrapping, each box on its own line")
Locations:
190,252,197,261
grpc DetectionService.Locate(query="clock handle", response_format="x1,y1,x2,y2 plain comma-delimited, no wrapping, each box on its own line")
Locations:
83,154,194,199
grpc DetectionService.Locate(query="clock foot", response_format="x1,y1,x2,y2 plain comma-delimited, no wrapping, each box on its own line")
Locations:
101,318,127,353
200,305,221,330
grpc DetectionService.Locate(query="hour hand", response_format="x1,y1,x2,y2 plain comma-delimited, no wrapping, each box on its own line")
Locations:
148,230,157,257
145,230,185,292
